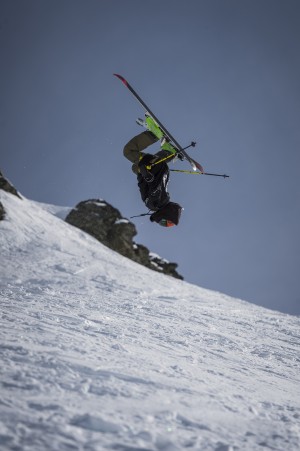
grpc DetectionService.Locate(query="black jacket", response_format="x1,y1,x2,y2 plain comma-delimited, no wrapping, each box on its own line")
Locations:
137,154,170,211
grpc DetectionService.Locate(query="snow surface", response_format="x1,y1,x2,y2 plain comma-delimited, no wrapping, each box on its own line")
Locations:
0,190,300,451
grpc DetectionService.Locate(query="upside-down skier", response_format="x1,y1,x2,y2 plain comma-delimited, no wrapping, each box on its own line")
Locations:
115,74,228,227
123,114,182,228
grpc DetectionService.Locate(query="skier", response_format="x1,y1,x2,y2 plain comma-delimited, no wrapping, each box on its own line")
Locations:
123,115,182,227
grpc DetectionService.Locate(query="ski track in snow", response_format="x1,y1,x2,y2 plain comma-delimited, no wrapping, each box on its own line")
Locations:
0,191,300,451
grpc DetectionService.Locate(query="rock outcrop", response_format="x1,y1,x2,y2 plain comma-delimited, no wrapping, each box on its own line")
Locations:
0,170,22,220
66,199,183,280
0,170,21,199
0,169,183,279
0,201,5,220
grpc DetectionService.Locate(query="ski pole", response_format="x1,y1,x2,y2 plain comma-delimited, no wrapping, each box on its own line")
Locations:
130,211,152,219
178,141,197,151
146,153,175,169
170,169,230,178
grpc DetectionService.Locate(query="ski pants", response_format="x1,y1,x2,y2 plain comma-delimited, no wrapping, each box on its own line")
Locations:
123,131,158,174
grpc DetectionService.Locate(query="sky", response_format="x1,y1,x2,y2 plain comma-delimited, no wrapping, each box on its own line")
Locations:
1,0,300,315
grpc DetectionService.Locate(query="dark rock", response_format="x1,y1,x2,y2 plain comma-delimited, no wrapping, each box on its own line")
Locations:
0,170,22,199
66,199,183,280
0,201,5,220
65,199,136,255
0,169,22,220
149,254,182,279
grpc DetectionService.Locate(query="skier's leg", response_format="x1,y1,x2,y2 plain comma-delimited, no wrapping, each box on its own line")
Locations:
123,131,158,173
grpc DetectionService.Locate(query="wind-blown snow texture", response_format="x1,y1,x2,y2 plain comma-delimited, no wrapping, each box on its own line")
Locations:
0,190,300,451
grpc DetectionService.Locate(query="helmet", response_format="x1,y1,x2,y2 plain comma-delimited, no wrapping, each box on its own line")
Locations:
150,202,182,227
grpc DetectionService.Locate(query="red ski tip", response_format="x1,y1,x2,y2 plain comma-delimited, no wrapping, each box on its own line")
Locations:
113,73,128,87
191,158,204,173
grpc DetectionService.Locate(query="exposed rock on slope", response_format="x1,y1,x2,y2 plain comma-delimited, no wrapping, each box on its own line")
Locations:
0,170,21,199
65,199,183,279
0,201,5,220
0,170,22,220
0,169,183,279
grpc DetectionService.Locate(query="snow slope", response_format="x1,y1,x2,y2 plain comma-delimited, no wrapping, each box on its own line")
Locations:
0,190,299,451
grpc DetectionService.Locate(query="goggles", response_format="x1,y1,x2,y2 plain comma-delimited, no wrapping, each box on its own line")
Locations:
158,218,176,227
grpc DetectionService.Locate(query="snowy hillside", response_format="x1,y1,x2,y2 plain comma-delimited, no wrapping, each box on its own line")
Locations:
0,190,300,451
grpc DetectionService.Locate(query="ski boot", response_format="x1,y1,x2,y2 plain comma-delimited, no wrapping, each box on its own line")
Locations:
136,114,178,162
136,113,165,140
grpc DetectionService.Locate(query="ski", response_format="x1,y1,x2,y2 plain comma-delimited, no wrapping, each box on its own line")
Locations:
114,74,204,172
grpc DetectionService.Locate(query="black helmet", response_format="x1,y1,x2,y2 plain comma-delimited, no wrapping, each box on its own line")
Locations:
150,202,182,227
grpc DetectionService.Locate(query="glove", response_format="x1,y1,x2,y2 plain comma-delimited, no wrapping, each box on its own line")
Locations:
138,154,155,183
139,165,154,183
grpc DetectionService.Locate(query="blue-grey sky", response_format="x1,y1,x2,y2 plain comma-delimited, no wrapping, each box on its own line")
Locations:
1,0,300,315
